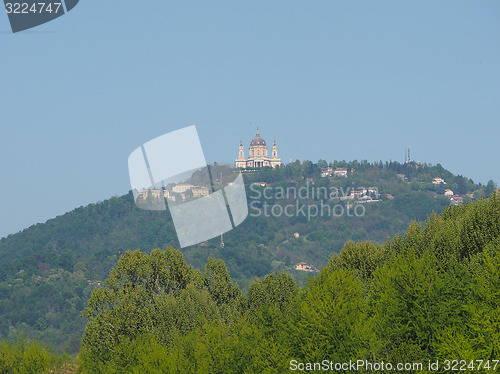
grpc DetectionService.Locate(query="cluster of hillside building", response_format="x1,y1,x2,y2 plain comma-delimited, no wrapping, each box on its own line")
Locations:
320,167,355,178
383,175,473,206
321,169,472,206
137,184,210,203
431,177,474,205
340,187,380,203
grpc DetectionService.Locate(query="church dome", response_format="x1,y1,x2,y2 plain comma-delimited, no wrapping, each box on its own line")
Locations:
250,130,266,147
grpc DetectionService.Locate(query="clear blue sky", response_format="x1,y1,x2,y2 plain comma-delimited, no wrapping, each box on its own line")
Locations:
1,0,499,238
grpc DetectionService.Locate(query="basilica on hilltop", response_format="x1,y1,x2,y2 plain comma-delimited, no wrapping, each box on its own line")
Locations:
235,129,281,169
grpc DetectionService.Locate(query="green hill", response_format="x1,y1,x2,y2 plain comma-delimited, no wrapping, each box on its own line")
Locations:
0,159,493,353
77,190,500,373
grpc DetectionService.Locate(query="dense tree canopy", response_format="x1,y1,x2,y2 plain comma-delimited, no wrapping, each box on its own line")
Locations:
0,160,494,361
75,192,500,373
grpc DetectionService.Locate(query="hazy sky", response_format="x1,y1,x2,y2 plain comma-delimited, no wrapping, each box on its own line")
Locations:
1,0,499,238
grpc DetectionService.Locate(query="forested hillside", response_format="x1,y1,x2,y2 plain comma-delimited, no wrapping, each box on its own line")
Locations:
76,190,500,372
0,160,493,354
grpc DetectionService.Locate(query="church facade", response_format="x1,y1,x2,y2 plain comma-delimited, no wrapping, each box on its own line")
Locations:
235,130,281,169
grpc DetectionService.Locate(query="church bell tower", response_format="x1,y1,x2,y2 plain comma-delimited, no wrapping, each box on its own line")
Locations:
235,140,246,168
270,139,281,168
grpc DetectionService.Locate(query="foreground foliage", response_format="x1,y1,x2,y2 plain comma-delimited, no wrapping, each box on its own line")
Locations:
0,160,467,351
79,192,500,373
0,337,75,373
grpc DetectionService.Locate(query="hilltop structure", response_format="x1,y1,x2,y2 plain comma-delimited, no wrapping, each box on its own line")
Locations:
235,129,281,169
